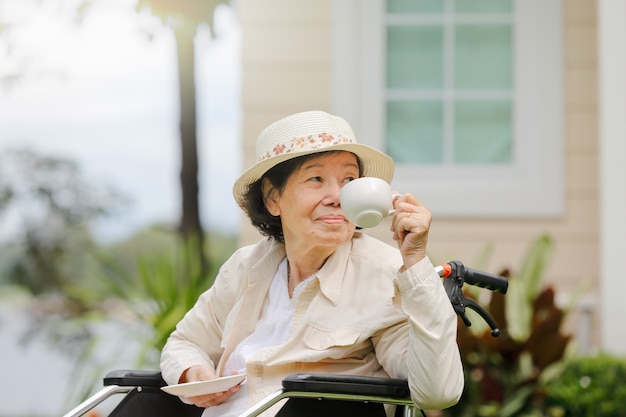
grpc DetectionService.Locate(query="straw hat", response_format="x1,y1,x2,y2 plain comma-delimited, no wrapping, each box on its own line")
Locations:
232,110,394,207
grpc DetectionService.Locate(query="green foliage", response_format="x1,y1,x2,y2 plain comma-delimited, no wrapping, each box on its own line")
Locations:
96,232,229,362
443,234,573,417
62,227,236,404
542,354,626,417
82,228,236,363
506,234,553,341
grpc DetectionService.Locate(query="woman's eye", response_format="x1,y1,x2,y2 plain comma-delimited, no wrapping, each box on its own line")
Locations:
344,176,356,184
309,176,323,182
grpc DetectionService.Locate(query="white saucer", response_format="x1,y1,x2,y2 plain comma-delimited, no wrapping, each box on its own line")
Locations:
161,374,247,397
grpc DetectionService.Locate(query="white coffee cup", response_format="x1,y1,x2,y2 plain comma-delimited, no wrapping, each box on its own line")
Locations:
340,177,398,228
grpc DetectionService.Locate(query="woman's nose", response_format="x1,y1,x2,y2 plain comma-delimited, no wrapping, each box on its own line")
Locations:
322,182,342,206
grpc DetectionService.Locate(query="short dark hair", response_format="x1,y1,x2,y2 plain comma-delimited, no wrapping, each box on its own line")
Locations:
240,151,362,243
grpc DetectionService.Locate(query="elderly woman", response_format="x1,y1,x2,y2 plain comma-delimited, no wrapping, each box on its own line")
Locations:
160,111,464,417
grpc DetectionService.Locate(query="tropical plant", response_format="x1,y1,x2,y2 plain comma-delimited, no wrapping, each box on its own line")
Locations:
61,228,236,405
94,233,226,362
442,234,576,417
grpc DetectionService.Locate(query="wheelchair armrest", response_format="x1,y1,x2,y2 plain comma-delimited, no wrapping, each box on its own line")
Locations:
103,369,166,388
282,373,410,399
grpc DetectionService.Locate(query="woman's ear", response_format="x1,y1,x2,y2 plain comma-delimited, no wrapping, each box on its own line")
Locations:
262,178,280,216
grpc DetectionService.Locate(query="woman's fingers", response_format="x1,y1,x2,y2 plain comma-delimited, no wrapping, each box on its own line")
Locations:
390,193,432,268
189,384,241,407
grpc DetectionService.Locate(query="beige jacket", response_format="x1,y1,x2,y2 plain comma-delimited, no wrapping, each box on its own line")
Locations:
160,232,463,411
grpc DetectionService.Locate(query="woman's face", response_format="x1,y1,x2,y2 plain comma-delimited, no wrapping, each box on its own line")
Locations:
264,151,360,250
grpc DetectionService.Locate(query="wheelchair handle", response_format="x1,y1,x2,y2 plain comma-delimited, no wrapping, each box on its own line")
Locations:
437,261,508,293
437,260,508,337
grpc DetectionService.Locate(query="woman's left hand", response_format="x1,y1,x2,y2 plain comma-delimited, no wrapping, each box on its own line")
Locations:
180,366,242,408
390,193,432,271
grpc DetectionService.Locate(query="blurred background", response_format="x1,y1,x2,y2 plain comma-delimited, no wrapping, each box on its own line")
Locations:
1,0,240,415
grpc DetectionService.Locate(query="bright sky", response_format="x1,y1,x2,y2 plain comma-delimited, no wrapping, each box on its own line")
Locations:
0,0,242,243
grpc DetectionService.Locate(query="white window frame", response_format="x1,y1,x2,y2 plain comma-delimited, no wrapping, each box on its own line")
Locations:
331,0,563,218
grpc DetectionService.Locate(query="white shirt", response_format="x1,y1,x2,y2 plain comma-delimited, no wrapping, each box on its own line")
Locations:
202,257,314,417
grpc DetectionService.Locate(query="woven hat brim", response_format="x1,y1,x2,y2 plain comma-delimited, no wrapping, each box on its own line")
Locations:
232,143,394,208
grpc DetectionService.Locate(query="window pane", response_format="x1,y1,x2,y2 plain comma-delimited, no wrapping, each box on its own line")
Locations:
387,0,443,13
454,0,512,13
386,100,444,163
387,25,443,89
454,100,512,164
455,25,512,90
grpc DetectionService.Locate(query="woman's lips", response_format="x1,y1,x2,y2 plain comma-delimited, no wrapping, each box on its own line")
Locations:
318,215,347,224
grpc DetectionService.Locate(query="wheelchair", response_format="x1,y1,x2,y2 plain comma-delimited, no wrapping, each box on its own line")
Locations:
62,261,508,417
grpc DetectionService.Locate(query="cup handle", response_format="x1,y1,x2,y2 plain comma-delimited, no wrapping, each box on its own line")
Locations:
388,194,402,216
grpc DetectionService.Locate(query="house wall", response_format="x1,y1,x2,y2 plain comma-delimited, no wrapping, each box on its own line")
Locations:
237,0,334,244
236,0,600,351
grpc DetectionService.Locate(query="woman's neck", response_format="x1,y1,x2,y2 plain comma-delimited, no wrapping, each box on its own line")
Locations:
284,247,331,297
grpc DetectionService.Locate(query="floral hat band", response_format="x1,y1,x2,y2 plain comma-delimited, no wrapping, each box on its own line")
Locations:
232,110,395,208
259,132,354,162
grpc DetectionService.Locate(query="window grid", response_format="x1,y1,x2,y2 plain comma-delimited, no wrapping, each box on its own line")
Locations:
331,0,563,218
385,1,515,166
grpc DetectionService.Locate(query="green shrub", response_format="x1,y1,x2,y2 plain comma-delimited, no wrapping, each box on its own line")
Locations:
542,354,626,417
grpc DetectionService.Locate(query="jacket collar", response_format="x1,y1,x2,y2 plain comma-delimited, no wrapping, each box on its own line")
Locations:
314,240,352,306
249,237,353,306
249,238,287,284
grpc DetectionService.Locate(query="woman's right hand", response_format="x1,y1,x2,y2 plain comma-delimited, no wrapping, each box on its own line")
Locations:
390,192,432,271
180,365,242,408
